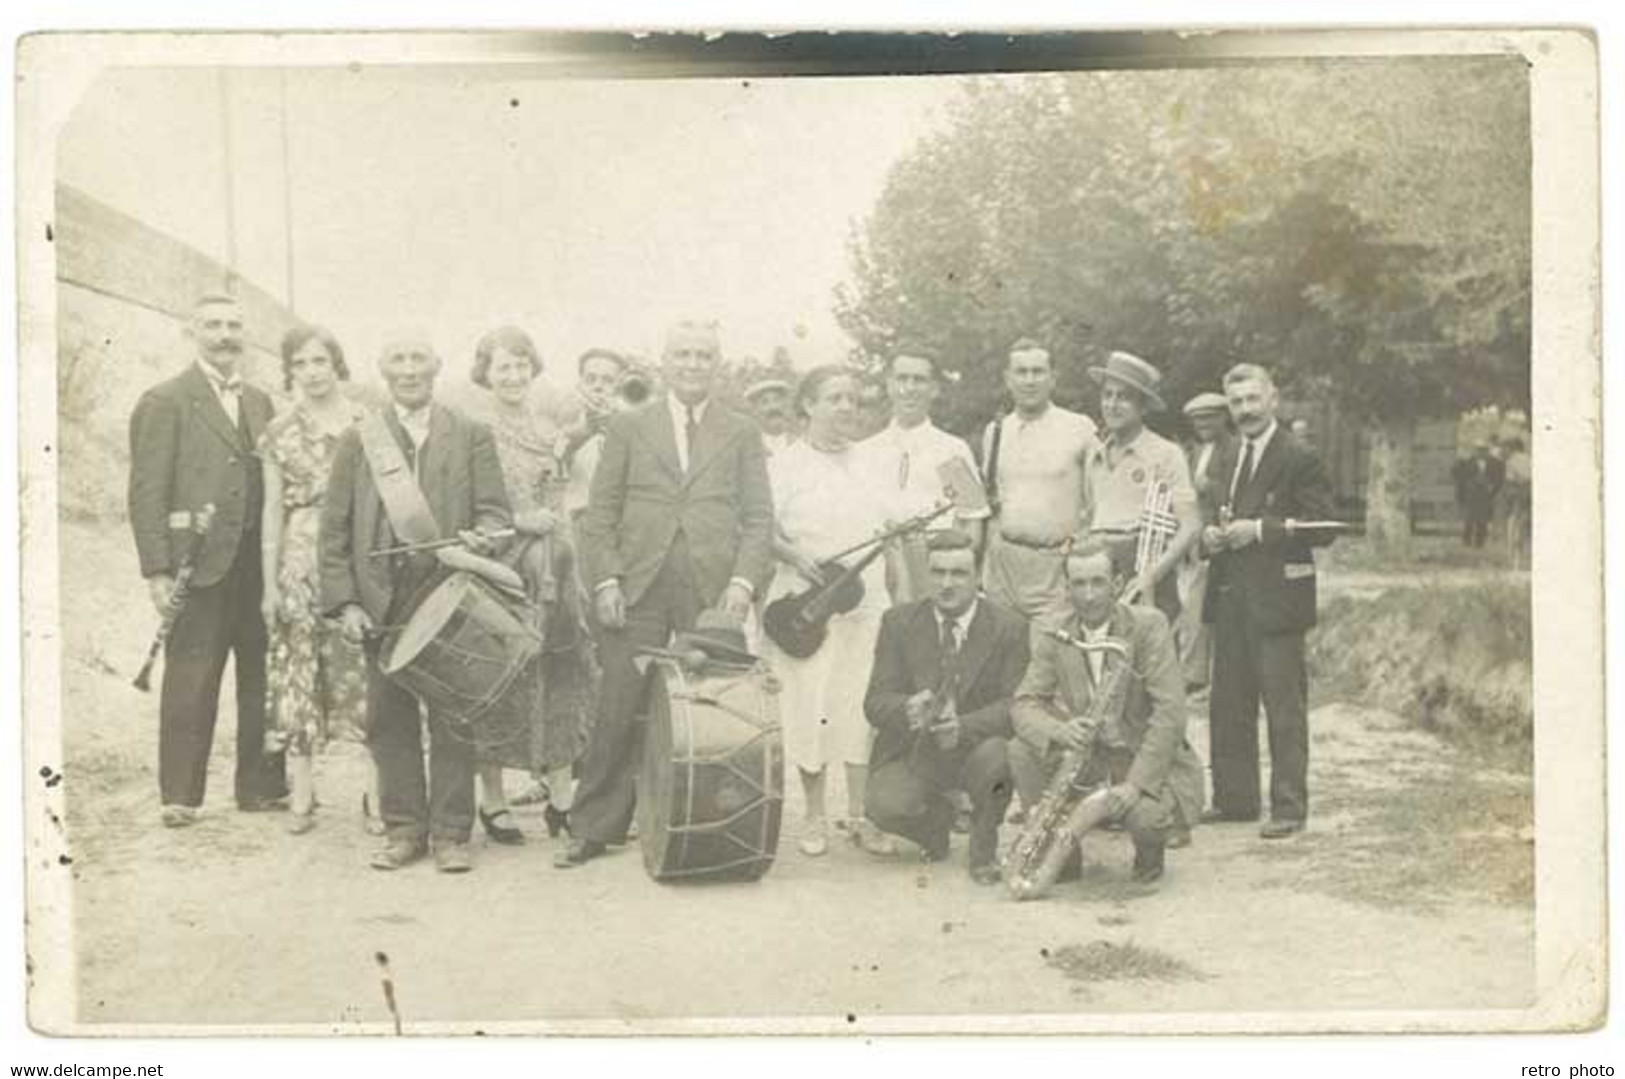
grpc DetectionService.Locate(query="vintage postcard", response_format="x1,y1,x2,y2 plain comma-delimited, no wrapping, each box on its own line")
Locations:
15,28,1602,1035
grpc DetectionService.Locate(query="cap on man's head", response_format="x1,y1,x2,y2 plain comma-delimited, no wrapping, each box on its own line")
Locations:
744,378,792,402
1182,392,1229,417
925,528,977,555
1087,350,1166,412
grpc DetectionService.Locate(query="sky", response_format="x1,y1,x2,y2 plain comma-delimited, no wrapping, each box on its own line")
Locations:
57,63,964,382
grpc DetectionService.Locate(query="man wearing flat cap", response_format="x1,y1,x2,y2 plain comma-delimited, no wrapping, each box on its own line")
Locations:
743,377,798,459
1176,391,1234,689
1081,351,1201,629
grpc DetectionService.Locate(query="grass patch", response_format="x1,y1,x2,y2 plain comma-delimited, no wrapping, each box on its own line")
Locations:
1246,764,1533,913
1043,941,1205,984
1320,535,1517,575
1309,582,1531,769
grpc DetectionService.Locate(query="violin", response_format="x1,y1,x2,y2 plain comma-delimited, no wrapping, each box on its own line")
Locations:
762,501,953,660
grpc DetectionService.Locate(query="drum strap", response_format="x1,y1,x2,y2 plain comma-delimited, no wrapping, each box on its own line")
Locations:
359,410,441,547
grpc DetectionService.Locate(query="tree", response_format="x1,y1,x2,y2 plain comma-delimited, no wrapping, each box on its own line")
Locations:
836,60,1530,552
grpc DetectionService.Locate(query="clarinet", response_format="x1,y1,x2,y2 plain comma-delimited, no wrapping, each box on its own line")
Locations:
132,503,217,692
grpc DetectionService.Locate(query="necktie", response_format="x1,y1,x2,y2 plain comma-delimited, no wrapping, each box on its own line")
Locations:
685,405,700,472
1232,438,1256,502
938,615,962,706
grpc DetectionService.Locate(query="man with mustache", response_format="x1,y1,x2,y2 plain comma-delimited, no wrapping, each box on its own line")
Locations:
128,293,287,826
1201,363,1337,839
743,376,798,458
320,335,512,872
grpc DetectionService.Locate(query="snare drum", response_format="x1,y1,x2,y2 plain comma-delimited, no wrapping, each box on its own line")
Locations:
637,658,784,882
383,572,542,729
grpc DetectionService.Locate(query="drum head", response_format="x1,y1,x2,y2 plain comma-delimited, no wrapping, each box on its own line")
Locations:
384,574,470,674
638,662,784,884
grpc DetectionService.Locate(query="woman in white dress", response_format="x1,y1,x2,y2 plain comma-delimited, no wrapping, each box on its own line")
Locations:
765,366,892,856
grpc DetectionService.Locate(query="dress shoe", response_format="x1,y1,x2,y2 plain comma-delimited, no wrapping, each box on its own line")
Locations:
1166,826,1192,850
433,842,474,873
969,863,1001,886
1131,842,1166,883
1199,807,1258,824
553,838,607,868
286,812,316,836
479,808,525,846
1260,818,1305,839
238,795,290,813
370,837,427,871
159,804,198,828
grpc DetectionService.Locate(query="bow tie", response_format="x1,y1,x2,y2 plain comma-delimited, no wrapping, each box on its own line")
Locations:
204,370,242,394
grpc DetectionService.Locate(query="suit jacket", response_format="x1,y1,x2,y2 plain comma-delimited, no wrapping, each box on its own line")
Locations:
1011,603,1202,812
578,396,774,608
1202,427,1336,636
864,598,1031,770
319,403,511,623
128,363,274,589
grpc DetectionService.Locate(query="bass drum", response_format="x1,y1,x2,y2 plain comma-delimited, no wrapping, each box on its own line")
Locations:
637,658,784,882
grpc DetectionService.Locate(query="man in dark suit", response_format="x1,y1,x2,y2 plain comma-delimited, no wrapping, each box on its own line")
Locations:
128,294,286,826
1201,363,1337,838
557,321,775,868
1451,440,1505,548
863,530,1029,884
320,335,512,872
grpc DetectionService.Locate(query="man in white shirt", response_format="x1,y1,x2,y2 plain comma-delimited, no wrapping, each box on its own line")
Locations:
980,338,1100,629
866,348,988,603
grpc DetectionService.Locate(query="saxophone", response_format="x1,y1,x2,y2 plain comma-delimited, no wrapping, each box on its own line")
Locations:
1003,629,1135,900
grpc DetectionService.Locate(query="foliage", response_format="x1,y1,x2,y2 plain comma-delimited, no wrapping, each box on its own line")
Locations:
836,61,1530,442
1309,581,1531,768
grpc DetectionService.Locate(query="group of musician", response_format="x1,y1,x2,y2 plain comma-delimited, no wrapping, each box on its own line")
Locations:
129,291,1337,886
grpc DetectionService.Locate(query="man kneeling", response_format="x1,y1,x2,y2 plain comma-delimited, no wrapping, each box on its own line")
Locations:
1009,535,1203,885
863,530,1031,884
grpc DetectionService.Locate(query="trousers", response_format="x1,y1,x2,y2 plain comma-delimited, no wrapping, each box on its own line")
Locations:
570,537,705,844
158,536,285,808
1208,587,1309,822
866,736,1012,867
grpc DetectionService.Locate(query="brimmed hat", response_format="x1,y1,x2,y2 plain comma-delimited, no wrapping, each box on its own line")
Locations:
671,609,757,666
743,378,792,402
1087,350,1165,412
1182,392,1229,417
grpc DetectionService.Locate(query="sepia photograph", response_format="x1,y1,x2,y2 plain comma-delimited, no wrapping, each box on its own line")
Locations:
14,28,1603,1036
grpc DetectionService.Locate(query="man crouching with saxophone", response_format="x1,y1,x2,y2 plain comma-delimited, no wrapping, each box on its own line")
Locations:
1006,535,1204,891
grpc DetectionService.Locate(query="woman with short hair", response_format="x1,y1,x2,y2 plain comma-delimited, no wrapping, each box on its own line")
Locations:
765,365,892,856
469,326,596,844
260,325,372,834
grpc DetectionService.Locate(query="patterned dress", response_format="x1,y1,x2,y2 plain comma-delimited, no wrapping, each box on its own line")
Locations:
261,402,369,755
483,404,597,774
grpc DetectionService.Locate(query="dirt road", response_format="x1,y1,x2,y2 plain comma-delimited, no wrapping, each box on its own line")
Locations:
48,522,1533,1030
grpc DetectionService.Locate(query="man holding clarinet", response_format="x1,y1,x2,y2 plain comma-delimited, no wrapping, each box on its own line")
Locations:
128,294,287,827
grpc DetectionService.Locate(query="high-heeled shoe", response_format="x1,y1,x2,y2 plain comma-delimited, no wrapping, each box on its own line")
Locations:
479,808,526,846
542,803,570,839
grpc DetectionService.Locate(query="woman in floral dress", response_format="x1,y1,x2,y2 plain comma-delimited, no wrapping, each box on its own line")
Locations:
469,326,596,844
259,325,372,835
